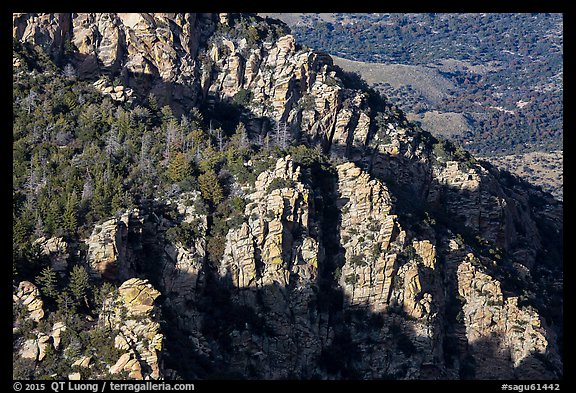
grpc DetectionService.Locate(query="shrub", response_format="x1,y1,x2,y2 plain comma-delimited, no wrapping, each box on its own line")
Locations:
349,254,368,267
266,177,294,193
344,273,358,286
299,93,316,111
233,89,253,107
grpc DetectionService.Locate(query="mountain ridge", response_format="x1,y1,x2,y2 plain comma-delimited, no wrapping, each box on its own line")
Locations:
12,12,562,380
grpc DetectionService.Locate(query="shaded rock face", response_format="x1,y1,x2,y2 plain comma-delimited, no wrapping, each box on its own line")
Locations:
33,237,69,274
13,13,217,112
13,13,71,63
201,29,372,155
139,156,559,380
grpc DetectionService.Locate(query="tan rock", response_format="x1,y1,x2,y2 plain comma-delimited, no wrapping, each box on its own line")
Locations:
102,278,163,380
20,339,39,360
72,356,92,368
412,240,436,269
33,237,69,273
336,162,403,310
14,281,44,322
118,278,160,315
68,372,81,380
37,333,50,361
110,352,131,375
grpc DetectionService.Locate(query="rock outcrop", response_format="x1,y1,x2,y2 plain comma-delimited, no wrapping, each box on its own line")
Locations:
87,209,143,281
101,278,164,380
456,256,559,379
216,155,322,378
13,13,217,111
33,236,69,274
336,162,403,311
93,78,134,103
13,281,45,322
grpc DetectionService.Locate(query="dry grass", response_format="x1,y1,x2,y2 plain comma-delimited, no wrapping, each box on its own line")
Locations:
332,56,455,105
482,151,563,201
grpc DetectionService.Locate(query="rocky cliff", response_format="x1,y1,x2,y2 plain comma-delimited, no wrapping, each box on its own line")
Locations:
13,13,562,380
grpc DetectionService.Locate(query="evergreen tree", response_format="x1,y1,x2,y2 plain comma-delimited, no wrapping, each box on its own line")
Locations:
62,191,79,233
45,199,62,236
13,214,29,249
56,289,76,317
36,266,58,302
68,265,90,308
198,144,220,173
230,122,250,151
198,169,224,206
167,152,190,183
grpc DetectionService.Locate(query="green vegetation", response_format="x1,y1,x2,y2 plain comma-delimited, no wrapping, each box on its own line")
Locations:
232,89,253,107
266,177,295,193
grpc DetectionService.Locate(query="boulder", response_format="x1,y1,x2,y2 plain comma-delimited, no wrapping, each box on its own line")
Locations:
13,281,44,322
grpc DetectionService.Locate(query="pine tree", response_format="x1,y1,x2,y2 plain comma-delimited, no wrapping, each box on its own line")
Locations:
167,152,190,183
13,214,29,249
231,122,249,151
198,144,220,173
68,265,90,308
62,191,79,233
36,266,58,301
57,289,76,317
198,169,224,206
45,199,62,236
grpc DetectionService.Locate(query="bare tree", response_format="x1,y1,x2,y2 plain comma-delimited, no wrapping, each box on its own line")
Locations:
104,126,121,159
273,121,291,149
81,174,94,202
234,122,249,150
139,132,153,176
25,90,38,115
63,63,77,80
164,120,181,162
216,128,224,151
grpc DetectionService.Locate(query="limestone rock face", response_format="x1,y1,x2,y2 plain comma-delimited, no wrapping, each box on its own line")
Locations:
19,339,39,360
336,162,403,311
93,78,135,103
18,333,50,361
13,281,45,322
201,30,373,156
12,13,71,62
220,155,318,287
456,256,560,379
217,155,322,378
101,278,164,380
14,13,217,112
50,322,66,350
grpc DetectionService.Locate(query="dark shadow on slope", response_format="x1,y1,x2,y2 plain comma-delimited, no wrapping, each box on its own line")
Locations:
463,334,562,380
326,136,563,374
16,15,563,381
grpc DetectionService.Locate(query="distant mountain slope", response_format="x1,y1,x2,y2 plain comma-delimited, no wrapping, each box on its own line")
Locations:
482,150,563,201
263,13,563,157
